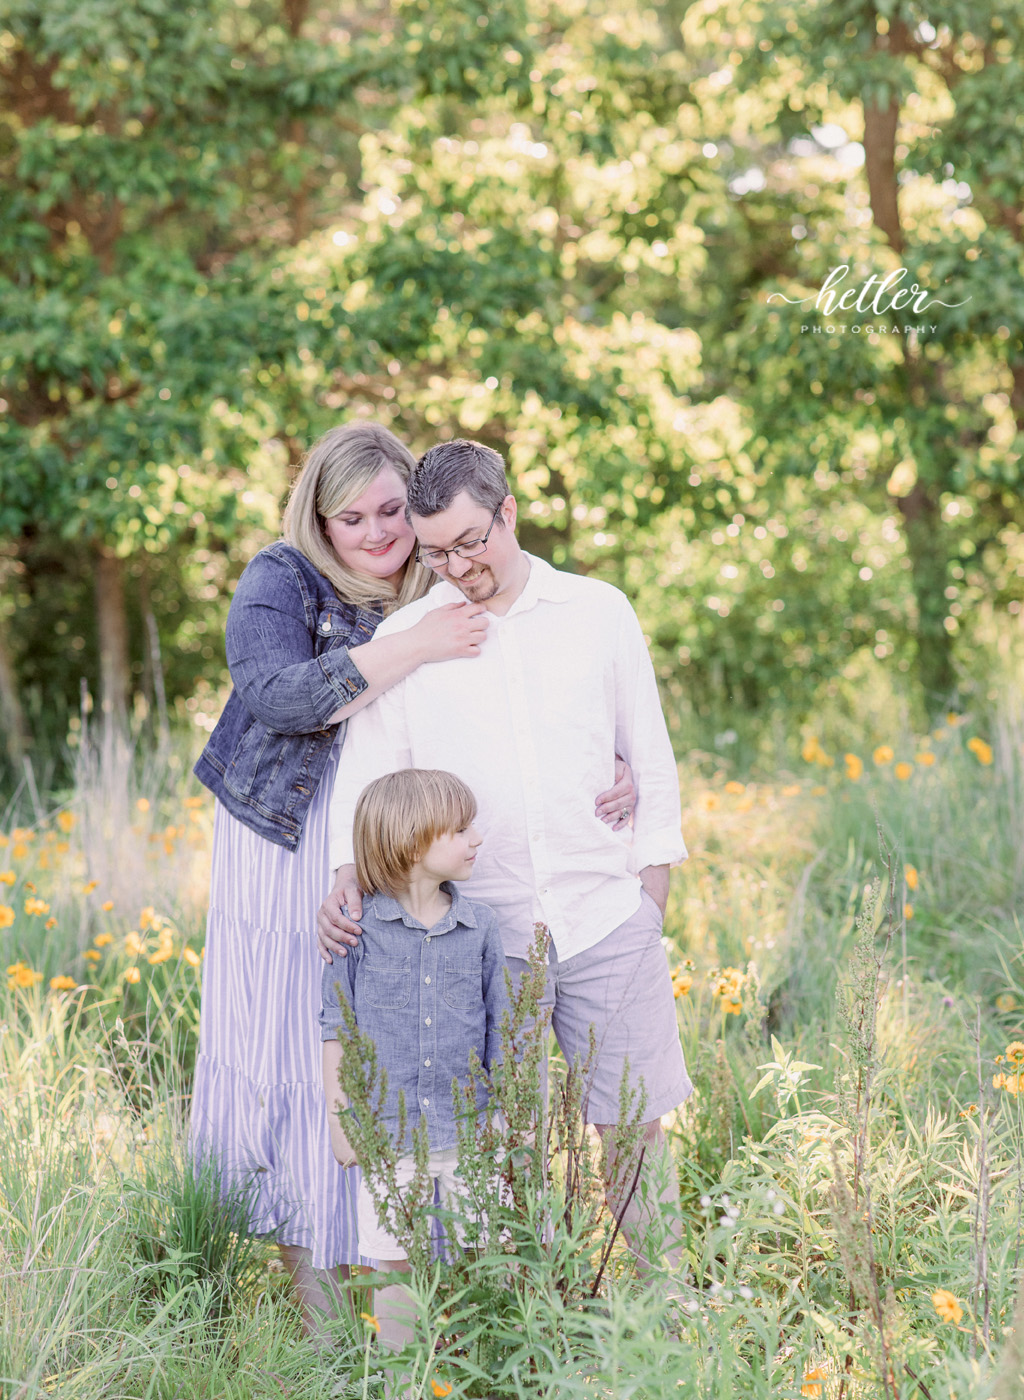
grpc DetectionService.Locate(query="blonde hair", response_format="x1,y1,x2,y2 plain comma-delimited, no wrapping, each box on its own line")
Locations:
354,769,477,896
282,422,433,612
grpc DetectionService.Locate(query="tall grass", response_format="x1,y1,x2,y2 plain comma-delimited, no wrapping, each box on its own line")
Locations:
1,699,1022,1396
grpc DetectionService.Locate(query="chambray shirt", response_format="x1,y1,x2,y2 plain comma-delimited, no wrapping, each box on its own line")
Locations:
318,884,510,1154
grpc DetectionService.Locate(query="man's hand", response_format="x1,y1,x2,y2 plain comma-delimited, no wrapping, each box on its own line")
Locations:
317,864,365,962
639,863,670,916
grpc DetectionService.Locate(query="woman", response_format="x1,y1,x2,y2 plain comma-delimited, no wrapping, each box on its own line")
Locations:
191,421,635,1327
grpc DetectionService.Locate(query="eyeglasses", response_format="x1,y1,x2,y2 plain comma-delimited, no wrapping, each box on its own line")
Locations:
415,503,504,569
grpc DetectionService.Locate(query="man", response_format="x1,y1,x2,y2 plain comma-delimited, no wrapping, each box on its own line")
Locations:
318,438,690,1268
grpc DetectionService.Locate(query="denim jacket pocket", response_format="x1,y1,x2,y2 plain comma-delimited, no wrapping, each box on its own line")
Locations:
362,956,412,1010
443,957,482,1010
223,718,282,800
315,605,352,652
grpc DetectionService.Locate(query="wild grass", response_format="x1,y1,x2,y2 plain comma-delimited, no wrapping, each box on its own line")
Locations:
1,696,1022,1396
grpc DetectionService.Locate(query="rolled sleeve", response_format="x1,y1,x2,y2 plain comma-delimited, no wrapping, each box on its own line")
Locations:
226,552,370,735
480,913,511,1072
328,681,413,872
318,950,357,1042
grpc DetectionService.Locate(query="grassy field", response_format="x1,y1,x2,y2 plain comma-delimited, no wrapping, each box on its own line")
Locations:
2,700,1023,1399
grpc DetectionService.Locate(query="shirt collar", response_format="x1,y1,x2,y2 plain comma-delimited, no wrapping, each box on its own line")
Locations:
430,552,572,616
369,881,478,933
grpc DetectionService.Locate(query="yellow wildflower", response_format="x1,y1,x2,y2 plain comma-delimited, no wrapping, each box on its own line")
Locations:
361,1312,381,1334
932,1289,963,1324
139,906,157,930
801,737,823,764
56,810,75,833
915,751,936,766
183,946,202,969
997,993,1018,1014
45,916,57,930
904,903,914,921
724,780,745,795
431,1383,453,1399
947,711,966,726
672,971,693,998
11,828,34,843
49,975,77,991
0,905,14,929
0,870,14,885
811,784,827,796
699,792,719,811
136,798,151,813
184,796,204,809
873,745,894,766
1004,1042,1024,1065
904,864,918,891
94,933,113,948
781,783,801,797
12,843,27,860
723,998,743,1015
125,931,145,957
7,961,43,989
101,900,114,912
24,897,50,917
82,879,99,894
894,761,912,781
959,1104,978,1119
801,1367,827,1399
83,950,101,964
992,1073,1005,1090
0,834,7,846
967,736,993,766
124,967,141,984
843,753,863,780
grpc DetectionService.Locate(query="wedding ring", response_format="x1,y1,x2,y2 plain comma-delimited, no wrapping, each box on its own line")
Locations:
619,809,630,821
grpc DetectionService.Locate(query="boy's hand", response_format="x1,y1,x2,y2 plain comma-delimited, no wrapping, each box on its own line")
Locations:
317,864,364,962
332,1129,359,1170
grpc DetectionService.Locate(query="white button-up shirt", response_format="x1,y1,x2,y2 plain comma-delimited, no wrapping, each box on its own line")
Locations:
329,554,686,962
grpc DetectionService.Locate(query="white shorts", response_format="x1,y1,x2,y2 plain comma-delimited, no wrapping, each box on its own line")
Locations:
357,1148,464,1262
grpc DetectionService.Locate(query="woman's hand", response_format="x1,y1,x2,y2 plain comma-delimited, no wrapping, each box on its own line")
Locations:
595,756,636,830
317,864,365,962
412,601,489,663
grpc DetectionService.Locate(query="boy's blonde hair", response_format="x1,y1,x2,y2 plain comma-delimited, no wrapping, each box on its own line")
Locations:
354,769,477,896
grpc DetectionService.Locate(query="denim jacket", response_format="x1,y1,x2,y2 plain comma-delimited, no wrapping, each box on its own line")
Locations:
318,885,510,1154
194,542,383,850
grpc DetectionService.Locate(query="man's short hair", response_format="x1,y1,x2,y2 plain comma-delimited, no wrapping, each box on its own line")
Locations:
353,769,477,896
407,439,510,518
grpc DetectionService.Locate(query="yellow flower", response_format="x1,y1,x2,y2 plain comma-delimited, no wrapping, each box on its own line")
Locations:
810,785,827,796
996,993,1018,1014
843,753,863,780
781,783,801,797
125,932,145,957
932,1289,963,1324
915,750,936,766
6,961,43,989
699,792,720,811
873,745,894,766
1005,1042,1024,1065
84,950,101,963
0,905,14,929
904,864,919,890
136,798,151,813
967,736,993,766
723,998,743,1015
139,906,157,930
183,946,202,969
124,967,141,984
49,975,77,991
904,903,914,921
894,761,913,781
724,780,745,795
184,796,204,809
947,711,966,726
148,931,174,965
1004,1072,1024,1095
45,916,57,930
101,900,114,912
0,834,7,846
431,1383,453,1398
801,737,824,764
11,828,34,843
94,933,113,948
959,1104,978,1119
360,1311,381,1334
801,1367,827,1398
0,870,14,885
56,810,75,833
672,971,693,998
12,843,28,860
82,879,99,894
24,897,50,916
993,1073,1006,1090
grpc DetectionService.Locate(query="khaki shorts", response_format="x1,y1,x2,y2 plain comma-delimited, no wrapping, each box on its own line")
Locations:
505,890,692,1124
357,1148,464,1261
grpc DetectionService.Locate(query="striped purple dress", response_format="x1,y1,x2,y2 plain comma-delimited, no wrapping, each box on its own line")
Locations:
191,736,361,1269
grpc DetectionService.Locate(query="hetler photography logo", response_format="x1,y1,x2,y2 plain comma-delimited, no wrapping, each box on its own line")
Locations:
768,264,970,336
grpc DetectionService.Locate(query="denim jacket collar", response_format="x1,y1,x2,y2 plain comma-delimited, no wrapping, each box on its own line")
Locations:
369,882,479,933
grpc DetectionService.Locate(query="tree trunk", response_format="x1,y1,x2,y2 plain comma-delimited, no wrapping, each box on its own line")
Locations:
0,612,29,765
895,481,955,713
94,547,130,727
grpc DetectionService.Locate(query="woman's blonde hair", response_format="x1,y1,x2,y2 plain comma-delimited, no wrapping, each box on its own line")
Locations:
354,769,477,896
282,422,433,612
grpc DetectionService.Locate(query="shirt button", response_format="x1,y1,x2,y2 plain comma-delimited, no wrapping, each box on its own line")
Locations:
425,936,431,944
424,975,431,984
425,1017,431,1026
423,1098,430,1106
322,619,332,632
424,1058,431,1067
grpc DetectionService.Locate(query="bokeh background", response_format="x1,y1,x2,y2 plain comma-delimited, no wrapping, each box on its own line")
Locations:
2,0,1022,791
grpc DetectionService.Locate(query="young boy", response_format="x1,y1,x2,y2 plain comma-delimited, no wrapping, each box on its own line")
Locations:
319,768,509,1355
